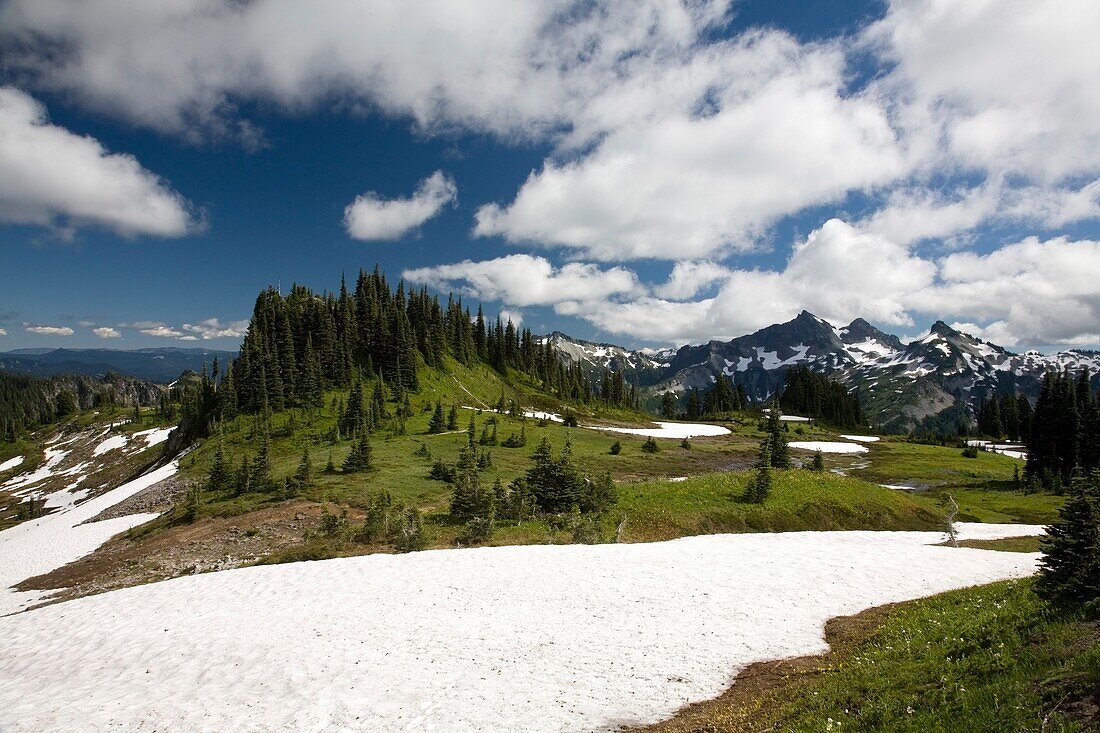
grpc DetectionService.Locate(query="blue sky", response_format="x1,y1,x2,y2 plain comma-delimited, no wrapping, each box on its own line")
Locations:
1,0,1098,352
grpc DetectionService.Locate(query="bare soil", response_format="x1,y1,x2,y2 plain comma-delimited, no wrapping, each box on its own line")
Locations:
16,500,329,607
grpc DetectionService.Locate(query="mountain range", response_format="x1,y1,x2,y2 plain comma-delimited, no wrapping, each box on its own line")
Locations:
543,312,1100,433
0,348,235,384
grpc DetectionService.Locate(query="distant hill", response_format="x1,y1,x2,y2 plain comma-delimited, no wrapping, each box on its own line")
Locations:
0,348,235,384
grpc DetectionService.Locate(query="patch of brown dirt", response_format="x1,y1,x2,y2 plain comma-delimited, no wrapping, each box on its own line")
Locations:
16,500,331,607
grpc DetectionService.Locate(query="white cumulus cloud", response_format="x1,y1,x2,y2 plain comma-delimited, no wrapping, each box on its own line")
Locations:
344,172,457,241
403,254,642,308
0,87,197,237
181,318,249,340
25,325,74,336
654,261,733,300
140,325,184,338
475,32,903,260
92,327,121,338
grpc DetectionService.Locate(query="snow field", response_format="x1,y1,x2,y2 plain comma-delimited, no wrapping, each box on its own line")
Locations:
591,421,730,439
1,446,70,491
0,524,1041,733
512,408,731,439
788,441,869,454
839,434,880,442
0,459,177,615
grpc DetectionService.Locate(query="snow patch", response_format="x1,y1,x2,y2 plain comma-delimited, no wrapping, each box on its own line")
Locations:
0,456,24,473
789,441,869,454
523,410,565,423
91,434,128,456
0,526,1039,732
592,422,730,439
839,435,880,442
132,427,173,448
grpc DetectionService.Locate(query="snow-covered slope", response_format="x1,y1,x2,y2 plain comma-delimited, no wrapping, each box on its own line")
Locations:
0,423,179,614
540,331,669,375
0,525,1039,732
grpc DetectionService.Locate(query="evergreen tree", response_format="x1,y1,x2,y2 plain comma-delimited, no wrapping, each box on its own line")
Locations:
580,472,618,515
977,395,1003,438
395,507,427,552
251,435,272,491
1036,473,1100,607
748,441,772,503
703,375,739,416
686,388,701,419
343,429,373,472
809,450,825,472
293,447,312,488
661,391,677,418
1028,370,1084,486
525,437,583,513
206,447,231,493
765,400,791,468
779,366,863,427
298,334,323,408
234,455,251,495
447,404,459,431
428,401,446,434
181,482,202,523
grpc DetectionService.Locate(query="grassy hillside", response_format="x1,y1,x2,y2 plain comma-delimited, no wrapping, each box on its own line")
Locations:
614,470,942,541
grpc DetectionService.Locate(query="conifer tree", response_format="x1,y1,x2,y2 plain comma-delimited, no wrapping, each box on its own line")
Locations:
447,404,459,431
1037,473,1100,607
748,441,772,503
661,391,677,418
395,507,427,552
251,434,272,491
235,455,251,495
450,438,482,521
526,437,583,513
298,334,323,408
206,447,231,493
765,400,791,468
686,388,701,419
294,447,312,488
428,401,446,434
343,428,373,473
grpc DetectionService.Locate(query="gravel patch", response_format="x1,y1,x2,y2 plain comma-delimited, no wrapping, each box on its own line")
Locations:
83,474,191,524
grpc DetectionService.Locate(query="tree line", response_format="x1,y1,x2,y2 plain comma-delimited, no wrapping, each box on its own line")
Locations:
0,371,163,441
779,366,864,428
1025,368,1100,490
179,266,647,441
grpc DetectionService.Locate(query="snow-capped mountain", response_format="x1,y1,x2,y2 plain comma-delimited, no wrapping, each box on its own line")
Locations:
538,332,670,381
657,311,854,398
543,314,1100,433
837,318,905,364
